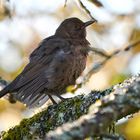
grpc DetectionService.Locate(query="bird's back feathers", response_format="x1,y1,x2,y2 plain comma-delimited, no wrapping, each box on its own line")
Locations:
0,17,92,107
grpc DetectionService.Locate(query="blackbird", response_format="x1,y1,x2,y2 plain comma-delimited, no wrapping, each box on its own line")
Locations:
0,17,96,107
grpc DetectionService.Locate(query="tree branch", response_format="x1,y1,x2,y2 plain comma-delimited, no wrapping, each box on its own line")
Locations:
78,0,97,20
84,40,140,83
45,74,140,140
1,87,111,140
1,74,140,140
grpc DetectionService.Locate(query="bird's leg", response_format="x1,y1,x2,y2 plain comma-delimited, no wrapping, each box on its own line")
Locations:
56,95,66,101
48,95,57,104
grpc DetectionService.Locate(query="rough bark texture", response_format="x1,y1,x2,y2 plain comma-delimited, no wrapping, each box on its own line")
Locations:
45,74,140,140
0,86,111,140
0,74,140,140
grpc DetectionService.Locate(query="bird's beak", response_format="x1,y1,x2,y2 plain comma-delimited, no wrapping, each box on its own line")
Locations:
82,19,97,29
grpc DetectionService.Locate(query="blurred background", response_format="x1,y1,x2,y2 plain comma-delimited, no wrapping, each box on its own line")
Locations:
0,0,140,139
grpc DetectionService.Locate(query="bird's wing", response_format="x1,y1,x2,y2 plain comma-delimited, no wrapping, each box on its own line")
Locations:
8,37,72,107
9,37,70,89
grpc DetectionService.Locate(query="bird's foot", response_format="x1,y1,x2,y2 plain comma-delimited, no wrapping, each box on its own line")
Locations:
49,95,72,104
48,95,57,105
56,95,67,101
56,95,73,102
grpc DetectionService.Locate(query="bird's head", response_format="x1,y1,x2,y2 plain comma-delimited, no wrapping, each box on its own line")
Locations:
55,17,96,39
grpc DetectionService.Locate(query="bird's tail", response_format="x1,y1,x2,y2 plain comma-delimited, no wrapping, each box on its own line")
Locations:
0,87,9,98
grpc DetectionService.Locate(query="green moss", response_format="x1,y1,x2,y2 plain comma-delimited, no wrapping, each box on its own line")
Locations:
2,118,33,140
110,73,129,85
1,89,112,140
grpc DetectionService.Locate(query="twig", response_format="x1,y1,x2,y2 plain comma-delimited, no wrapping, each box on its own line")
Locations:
64,0,67,7
78,0,97,20
88,0,103,7
84,40,140,83
88,47,109,58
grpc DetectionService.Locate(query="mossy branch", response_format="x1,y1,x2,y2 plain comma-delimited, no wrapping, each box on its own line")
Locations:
45,74,140,140
1,83,112,140
1,74,140,140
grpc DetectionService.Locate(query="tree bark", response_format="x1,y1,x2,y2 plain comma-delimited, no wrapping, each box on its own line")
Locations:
1,74,140,140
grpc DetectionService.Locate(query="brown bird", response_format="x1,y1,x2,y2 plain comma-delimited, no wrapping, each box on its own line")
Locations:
0,17,96,107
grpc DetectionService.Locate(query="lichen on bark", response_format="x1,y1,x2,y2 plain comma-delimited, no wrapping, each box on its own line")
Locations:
1,88,112,140
2,74,140,140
